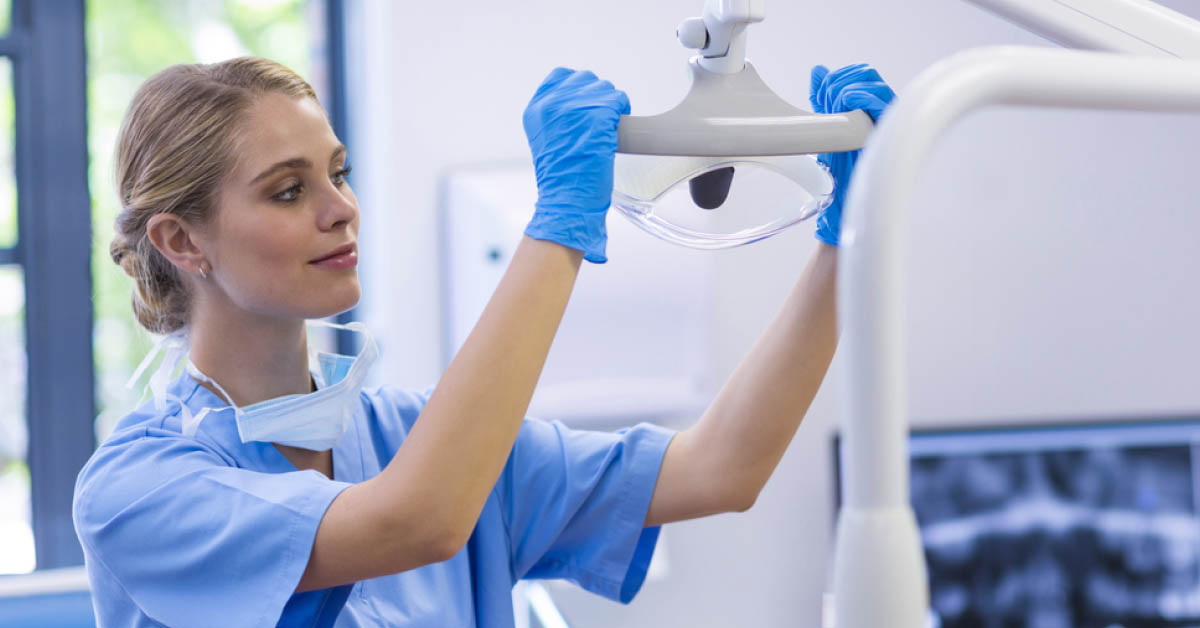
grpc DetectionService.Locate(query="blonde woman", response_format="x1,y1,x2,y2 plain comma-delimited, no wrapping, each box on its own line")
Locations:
73,57,893,627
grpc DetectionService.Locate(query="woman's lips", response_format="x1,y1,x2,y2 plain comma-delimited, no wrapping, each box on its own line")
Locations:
310,244,358,269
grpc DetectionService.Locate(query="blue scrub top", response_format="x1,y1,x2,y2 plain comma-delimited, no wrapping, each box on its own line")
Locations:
73,373,675,627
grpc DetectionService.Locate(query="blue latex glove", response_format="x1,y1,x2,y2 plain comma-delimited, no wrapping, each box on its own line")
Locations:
809,63,896,246
522,67,630,263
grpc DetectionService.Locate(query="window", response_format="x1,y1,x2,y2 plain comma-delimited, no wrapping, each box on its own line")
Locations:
88,0,327,444
0,11,25,572
0,0,348,573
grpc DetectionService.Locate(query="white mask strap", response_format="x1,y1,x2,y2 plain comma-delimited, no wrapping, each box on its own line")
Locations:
308,319,366,334
181,407,210,437
126,343,160,391
185,361,239,410
127,332,190,413
184,362,246,441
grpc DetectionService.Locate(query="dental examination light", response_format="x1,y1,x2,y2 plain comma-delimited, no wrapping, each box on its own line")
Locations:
612,0,875,249
830,1,1200,627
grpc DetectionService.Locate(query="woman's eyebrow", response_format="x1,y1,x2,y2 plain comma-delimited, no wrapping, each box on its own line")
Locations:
250,157,311,184
249,145,348,184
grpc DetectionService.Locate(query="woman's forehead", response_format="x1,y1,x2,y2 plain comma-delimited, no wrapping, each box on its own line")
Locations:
237,93,338,176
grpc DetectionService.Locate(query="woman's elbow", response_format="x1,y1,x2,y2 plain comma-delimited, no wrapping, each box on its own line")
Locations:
366,494,469,567
370,516,464,569
726,486,759,513
426,526,470,563
710,475,760,514
408,504,475,564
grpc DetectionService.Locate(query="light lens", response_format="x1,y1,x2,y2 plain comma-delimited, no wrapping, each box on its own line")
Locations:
611,153,833,249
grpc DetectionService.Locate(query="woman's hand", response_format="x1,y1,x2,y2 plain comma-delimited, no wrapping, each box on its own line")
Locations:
522,67,631,264
810,63,896,246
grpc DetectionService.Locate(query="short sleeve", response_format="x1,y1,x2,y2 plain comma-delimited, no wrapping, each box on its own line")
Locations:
497,419,675,603
73,434,352,628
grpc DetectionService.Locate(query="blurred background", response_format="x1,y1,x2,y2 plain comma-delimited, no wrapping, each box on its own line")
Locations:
2,0,1200,626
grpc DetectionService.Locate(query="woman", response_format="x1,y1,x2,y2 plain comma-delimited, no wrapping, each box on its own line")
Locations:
73,57,893,627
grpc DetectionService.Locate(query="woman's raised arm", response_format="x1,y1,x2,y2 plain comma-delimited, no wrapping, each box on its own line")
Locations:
643,62,897,526
300,236,583,591
297,68,631,592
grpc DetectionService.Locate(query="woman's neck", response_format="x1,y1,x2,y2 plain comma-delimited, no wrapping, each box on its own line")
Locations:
186,305,312,407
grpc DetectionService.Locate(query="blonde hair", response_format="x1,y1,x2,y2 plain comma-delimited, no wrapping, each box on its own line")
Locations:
111,57,320,334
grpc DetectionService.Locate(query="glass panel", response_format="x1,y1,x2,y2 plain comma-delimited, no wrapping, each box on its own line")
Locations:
88,1,319,441
0,0,10,38
0,264,32,574
0,57,15,250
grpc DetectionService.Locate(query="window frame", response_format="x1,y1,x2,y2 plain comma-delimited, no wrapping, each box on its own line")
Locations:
11,0,93,571
326,0,359,355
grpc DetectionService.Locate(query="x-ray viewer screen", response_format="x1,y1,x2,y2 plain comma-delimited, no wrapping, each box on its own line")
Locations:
834,418,1200,628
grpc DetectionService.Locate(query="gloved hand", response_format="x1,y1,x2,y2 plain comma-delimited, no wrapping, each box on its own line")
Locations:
809,63,896,246
522,67,631,263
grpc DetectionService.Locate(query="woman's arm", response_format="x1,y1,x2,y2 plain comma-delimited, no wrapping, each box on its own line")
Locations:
297,67,630,592
644,62,895,527
299,236,582,591
644,243,838,526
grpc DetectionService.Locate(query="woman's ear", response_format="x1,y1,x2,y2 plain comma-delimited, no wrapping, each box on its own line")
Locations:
146,213,208,276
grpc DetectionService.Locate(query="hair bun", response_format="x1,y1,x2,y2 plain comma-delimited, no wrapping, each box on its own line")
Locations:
109,239,139,279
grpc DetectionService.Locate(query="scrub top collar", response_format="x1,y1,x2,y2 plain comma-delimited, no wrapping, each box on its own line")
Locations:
166,371,364,484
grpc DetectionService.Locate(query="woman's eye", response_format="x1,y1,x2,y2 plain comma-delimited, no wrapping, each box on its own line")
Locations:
331,165,352,186
273,184,302,202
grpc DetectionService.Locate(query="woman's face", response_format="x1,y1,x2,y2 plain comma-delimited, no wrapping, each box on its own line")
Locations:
200,91,360,321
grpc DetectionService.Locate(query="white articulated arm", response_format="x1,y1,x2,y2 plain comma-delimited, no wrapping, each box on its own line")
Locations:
676,0,765,74
964,0,1200,57
832,45,1200,628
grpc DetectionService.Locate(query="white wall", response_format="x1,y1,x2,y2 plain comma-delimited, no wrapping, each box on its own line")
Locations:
347,1,1200,626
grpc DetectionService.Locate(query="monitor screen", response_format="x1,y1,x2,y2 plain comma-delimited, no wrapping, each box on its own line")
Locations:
833,418,1200,628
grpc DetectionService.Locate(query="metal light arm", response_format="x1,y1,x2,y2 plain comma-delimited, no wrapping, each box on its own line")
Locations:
677,0,765,74
964,0,1200,57
831,45,1200,628
617,0,877,157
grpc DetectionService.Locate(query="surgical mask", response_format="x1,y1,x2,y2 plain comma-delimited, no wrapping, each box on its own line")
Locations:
128,320,378,451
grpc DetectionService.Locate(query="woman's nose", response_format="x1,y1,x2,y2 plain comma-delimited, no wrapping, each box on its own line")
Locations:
318,184,357,231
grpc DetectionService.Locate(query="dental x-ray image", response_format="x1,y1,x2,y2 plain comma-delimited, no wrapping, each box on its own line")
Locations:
909,423,1200,628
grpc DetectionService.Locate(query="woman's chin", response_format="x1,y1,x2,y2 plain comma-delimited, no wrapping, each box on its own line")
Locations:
309,281,361,319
